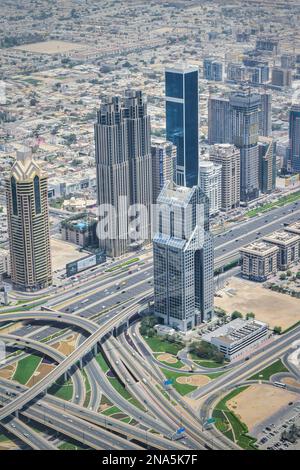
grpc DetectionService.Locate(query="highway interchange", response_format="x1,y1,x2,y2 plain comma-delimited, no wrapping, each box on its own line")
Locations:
0,200,300,450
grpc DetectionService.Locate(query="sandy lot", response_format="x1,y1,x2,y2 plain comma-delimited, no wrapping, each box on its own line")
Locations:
27,363,54,387
176,375,210,387
157,353,178,364
52,334,77,356
0,364,15,380
14,40,87,54
282,377,300,388
227,384,299,431
50,238,88,271
215,277,300,329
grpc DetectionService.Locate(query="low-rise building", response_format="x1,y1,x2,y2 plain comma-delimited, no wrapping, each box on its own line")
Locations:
202,318,269,361
263,230,300,270
61,215,98,248
285,221,300,237
240,241,279,282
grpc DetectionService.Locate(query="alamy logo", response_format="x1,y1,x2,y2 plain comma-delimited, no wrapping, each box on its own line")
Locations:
96,199,205,250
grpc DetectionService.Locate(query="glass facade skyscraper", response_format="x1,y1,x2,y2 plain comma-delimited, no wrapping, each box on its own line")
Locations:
289,104,300,173
165,66,199,188
153,181,214,331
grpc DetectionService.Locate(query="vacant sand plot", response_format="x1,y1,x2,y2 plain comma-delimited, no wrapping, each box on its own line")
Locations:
157,353,178,364
52,334,77,356
176,375,210,387
227,384,299,431
14,40,87,54
27,363,54,387
51,239,87,271
0,364,15,380
282,377,300,388
215,277,300,329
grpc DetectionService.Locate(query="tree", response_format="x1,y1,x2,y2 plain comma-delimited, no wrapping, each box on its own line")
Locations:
280,273,287,280
286,270,292,277
246,312,255,320
215,308,226,319
296,272,300,280
231,311,243,320
273,326,282,335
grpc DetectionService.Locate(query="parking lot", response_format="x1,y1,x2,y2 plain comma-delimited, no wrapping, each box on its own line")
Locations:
255,401,300,450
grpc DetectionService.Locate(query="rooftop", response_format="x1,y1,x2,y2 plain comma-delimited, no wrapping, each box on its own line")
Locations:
202,318,268,345
264,230,300,245
285,222,300,235
240,241,279,256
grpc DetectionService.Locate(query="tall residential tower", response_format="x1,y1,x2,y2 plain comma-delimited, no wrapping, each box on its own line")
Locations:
5,148,52,291
95,90,152,257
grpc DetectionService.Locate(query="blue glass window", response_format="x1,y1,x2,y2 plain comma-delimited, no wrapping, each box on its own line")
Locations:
184,71,199,187
34,175,41,214
11,176,18,215
166,101,184,167
165,71,183,99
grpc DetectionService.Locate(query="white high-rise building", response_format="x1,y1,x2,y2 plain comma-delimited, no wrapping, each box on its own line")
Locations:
209,144,240,212
198,161,222,216
151,138,176,203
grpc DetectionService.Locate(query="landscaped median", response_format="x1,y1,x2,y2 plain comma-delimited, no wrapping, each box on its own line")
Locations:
248,359,288,381
212,386,258,450
13,354,42,385
160,367,224,396
245,189,300,218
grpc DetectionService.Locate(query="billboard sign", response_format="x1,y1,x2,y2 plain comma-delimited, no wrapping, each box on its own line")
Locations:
66,251,106,277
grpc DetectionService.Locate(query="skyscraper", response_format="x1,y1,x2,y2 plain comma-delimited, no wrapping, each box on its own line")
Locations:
208,95,232,145
230,91,261,202
151,138,176,203
271,67,292,88
165,65,199,187
153,181,214,331
258,137,276,194
203,58,223,81
289,104,300,173
95,90,152,257
209,144,240,212
259,91,272,137
5,148,52,291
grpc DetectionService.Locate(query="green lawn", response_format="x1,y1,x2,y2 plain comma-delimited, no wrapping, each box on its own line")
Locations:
106,258,139,272
143,335,183,355
246,190,300,218
82,370,91,408
102,405,122,416
59,439,89,450
248,359,288,381
189,353,224,368
13,354,42,385
154,353,185,369
213,386,257,450
160,368,197,395
48,377,73,401
95,352,110,373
